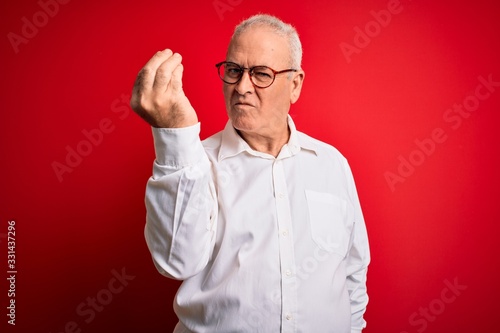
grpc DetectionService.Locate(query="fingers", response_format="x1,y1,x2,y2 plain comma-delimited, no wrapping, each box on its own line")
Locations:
133,49,182,94
131,49,183,107
153,52,182,92
171,63,184,94
133,49,172,92
130,48,194,128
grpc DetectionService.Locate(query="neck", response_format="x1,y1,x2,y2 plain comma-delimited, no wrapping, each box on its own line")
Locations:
237,124,290,157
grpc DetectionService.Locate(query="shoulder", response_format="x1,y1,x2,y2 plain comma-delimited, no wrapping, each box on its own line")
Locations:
297,130,347,163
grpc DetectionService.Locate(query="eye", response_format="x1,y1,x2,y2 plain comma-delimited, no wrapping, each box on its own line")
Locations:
255,71,272,78
225,65,242,77
252,67,273,79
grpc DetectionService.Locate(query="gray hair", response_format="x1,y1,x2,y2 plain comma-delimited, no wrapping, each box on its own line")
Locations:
230,14,303,69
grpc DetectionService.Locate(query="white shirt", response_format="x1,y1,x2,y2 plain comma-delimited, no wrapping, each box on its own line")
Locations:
144,116,370,333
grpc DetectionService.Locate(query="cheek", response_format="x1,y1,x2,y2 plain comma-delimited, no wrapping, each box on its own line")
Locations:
222,86,232,105
265,86,289,109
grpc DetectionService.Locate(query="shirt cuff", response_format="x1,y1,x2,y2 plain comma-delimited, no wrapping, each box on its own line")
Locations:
151,123,205,168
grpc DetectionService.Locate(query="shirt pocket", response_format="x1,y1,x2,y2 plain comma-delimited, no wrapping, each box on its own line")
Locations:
305,190,354,257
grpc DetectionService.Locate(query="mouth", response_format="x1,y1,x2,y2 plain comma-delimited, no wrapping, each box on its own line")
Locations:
233,101,254,108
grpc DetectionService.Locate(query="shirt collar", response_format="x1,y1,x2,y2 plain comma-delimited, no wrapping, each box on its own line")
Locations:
218,115,318,161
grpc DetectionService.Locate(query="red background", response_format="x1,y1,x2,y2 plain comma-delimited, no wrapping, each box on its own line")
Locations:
1,0,499,332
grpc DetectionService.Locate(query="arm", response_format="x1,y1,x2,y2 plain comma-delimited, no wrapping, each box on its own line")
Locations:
343,159,370,333
144,124,217,280
130,49,216,279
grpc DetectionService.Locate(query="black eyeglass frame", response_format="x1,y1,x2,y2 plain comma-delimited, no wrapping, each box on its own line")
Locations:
215,61,298,88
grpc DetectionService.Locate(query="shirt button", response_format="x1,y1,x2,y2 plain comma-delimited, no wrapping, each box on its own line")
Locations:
286,314,292,321
278,192,285,199
285,269,292,276
282,229,289,237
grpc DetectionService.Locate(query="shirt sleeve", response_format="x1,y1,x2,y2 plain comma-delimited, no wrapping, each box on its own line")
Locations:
342,159,370,333
144,123,217,280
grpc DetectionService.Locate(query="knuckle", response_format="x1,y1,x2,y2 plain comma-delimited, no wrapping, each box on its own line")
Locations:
139,94,154,109
155,68,165,78
139,67,152,78
156,67,171,80
134,69,149,89
130,97,146,113
151,97,167,111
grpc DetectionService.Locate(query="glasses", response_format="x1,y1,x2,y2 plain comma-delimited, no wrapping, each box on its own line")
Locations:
215,61,297,88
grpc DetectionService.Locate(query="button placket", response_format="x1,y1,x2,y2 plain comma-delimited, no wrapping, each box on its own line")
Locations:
272,159,297,332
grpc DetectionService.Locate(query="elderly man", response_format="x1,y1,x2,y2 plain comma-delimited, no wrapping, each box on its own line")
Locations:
131,14,370,333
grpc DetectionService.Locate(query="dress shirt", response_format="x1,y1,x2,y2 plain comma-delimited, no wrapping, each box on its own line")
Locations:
144,116,370,333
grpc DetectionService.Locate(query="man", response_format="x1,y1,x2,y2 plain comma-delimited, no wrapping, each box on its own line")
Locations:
131,14,370,333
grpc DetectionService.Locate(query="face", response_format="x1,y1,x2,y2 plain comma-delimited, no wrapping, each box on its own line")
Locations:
223,26,305,139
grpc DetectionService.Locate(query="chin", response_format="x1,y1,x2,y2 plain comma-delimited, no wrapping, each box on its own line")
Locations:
229,113,255,132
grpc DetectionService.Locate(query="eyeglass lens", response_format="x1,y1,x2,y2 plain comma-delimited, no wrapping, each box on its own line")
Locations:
220,63,275,87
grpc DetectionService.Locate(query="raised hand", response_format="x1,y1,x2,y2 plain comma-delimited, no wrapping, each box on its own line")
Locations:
130,49,198,128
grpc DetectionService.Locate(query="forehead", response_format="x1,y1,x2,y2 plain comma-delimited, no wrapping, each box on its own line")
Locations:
226,26,290,67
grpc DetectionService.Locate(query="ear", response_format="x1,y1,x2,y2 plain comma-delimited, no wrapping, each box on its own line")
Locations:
290,70,305,104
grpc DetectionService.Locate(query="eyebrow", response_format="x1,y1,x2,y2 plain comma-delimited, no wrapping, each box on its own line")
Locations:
225,61,272,68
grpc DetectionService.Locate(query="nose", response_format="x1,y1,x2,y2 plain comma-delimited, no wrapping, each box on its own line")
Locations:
234,70,254,95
